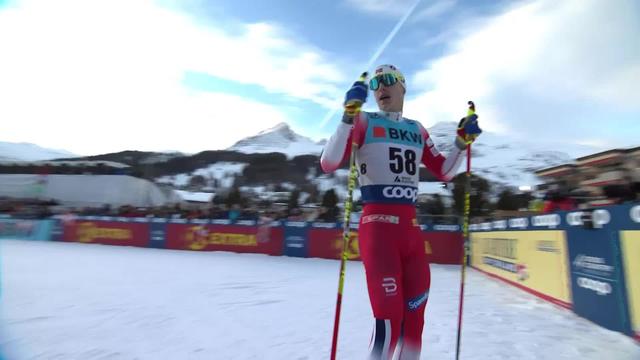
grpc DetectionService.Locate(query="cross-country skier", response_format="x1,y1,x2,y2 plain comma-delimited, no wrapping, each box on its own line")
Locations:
320,64,481,359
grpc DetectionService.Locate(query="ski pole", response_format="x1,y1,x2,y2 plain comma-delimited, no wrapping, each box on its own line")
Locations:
329,72,366,360
455,100,475,360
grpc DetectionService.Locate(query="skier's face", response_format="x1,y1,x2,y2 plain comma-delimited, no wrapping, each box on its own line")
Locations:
374,79,405,112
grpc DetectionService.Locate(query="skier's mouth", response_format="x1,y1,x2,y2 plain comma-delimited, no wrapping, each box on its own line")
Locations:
379,95,391,101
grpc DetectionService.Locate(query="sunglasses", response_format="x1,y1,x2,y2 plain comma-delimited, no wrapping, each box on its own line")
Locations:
369,73,399,91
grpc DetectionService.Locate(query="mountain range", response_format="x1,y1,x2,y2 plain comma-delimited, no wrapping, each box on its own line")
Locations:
0,121,603,196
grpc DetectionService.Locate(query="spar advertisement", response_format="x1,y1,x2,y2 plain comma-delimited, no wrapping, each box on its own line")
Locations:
164,219,284,256
61,218,150,247
470,230,572,309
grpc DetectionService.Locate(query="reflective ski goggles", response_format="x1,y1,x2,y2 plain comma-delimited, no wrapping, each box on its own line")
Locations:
369,73,400,91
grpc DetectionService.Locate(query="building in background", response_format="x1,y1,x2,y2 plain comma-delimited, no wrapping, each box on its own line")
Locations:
535,146,640,207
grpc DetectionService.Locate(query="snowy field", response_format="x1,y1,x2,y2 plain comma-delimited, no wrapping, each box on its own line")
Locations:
1,240,638,360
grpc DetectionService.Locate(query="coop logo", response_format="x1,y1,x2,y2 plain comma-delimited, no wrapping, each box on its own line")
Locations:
508,218,529,229
567,210,611,227
407,290,429,311
567,212,584,226
630,205,640,223
76,222,132,243
577,277,612,296
382,277,398,296
492,220,507,230
532,214,561,228
382,186,418,202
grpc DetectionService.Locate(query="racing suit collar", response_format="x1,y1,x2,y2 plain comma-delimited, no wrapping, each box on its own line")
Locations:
376,111,403,122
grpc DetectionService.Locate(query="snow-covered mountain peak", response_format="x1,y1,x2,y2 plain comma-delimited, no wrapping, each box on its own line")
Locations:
228,122,323,158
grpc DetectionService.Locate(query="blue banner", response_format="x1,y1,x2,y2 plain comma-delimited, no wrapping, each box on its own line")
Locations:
50,218,64,242
566,223,632,335
0,219,54,241
283,221,309,257
149,219,167,249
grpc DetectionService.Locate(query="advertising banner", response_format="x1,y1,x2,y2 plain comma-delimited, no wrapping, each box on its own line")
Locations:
165,222,283,256
283,221,309,257
423,231,463,264
307,223,360,260
620,230,640,340
149,218,168,249
566,225,631,334
470,230,572,309
0,219,55,241
62,219,150,247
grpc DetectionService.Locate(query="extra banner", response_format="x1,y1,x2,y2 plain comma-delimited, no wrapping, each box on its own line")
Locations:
470,230,572,309
164,221,283,256
62,218,150,247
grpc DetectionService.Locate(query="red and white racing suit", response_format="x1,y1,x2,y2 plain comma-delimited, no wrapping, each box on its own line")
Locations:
320,111,464,359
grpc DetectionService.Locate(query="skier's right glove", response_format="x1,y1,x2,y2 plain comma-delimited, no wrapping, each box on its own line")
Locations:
342,72,368,124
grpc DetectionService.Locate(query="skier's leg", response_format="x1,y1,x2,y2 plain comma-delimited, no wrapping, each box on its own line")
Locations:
359,218,404,359
396,227,431,360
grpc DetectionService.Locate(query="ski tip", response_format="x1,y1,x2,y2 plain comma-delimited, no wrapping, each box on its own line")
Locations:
359,72,368,81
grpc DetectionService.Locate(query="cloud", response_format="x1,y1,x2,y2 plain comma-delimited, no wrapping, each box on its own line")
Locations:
0,0,345,155
404,0,640,144
410,0,457,22
344,0,417,17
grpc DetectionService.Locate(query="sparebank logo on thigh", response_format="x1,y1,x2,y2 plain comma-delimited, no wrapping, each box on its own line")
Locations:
382,186,418,202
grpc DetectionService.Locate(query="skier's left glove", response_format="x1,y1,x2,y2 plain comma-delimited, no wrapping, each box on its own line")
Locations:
455,113,482,150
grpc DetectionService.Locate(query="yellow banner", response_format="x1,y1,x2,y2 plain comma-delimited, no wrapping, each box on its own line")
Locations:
185,226,257,250
620,231,640,338
77,222,132,243
471,231,571,305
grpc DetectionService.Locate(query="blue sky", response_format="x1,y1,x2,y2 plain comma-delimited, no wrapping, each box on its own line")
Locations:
0,0,638,156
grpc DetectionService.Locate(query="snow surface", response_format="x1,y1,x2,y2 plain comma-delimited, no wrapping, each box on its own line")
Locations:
1,240,638,359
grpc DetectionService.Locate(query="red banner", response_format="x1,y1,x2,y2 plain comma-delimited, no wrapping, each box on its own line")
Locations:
62,220,150,247
308,227,360,260
308,227,462,264
422,232,463,264
165,223,284,256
